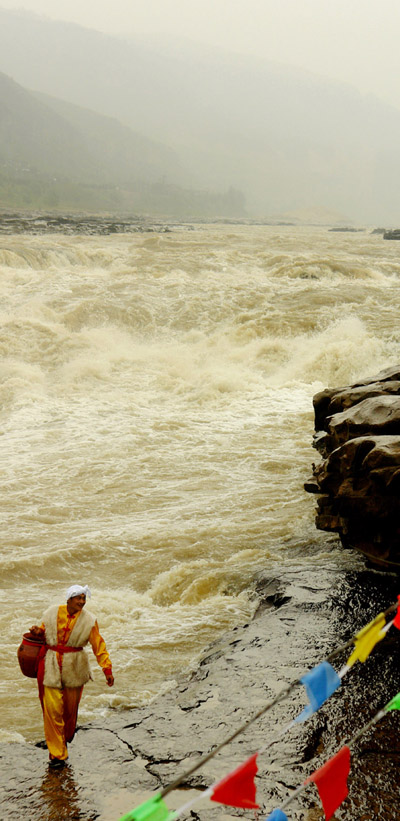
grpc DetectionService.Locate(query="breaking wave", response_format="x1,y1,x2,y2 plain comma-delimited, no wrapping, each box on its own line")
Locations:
1,223,400,739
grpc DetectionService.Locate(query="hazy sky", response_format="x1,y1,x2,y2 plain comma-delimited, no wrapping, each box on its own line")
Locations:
2,0,400,109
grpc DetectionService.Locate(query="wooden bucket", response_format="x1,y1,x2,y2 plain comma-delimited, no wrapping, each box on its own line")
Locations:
17,632,46,678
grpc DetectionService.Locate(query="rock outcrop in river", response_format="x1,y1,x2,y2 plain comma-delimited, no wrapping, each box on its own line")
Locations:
305,365,400,568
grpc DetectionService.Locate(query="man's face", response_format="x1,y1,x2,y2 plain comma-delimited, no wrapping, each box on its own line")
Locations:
67,594,86,615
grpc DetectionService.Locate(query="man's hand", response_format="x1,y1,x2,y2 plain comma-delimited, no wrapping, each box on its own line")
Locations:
30,626,45,638
103,668,114,686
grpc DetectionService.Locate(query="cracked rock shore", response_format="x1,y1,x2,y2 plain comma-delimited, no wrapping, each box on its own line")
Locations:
1,566,400,821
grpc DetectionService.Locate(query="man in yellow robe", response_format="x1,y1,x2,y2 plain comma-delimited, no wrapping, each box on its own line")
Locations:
31,584,114,768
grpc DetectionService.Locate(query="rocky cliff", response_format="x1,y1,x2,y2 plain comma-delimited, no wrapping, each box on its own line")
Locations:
305,365,400,568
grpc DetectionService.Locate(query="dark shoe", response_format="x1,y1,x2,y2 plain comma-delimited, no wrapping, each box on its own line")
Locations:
48,757,66,769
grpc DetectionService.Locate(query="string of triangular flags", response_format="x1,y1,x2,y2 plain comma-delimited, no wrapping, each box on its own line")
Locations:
119,595,400,821
265,691,400,820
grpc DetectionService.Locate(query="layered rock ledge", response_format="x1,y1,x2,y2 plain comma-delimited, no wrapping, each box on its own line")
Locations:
305,366,400,568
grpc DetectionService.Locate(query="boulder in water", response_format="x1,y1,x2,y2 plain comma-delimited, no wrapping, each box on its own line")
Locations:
305,366,400,568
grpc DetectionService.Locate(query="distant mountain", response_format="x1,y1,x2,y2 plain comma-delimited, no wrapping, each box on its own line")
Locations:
0,71,245,216
1,7,400,221
0,71,96,179
33,90,184,185
0,68,184,184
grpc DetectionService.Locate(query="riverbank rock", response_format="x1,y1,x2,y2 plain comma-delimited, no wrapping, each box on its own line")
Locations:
0,212,172,235
305,366,400,568
1,567,400,820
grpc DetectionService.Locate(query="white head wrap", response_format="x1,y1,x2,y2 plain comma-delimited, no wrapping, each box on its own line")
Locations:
66,584,91,600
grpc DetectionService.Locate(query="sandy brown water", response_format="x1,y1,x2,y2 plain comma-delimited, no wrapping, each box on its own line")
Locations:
1,223,399,744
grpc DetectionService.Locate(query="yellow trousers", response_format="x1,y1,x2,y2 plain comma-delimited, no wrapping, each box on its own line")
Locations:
42,685,83,760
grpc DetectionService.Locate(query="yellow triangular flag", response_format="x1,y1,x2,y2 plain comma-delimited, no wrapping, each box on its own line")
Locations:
346,613,386,667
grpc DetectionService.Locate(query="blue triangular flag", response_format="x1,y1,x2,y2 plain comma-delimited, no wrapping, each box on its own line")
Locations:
265,810,288,821
295,661,341,722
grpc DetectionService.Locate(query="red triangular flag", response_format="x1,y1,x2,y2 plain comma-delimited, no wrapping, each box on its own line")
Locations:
211,753,259,809
305,746,351,820
393,595,400,629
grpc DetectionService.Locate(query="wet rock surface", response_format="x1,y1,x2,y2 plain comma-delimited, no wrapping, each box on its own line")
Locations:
305,366,400,568
1,566,400,821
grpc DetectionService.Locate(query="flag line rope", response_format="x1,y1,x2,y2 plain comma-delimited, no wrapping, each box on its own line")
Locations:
160,598,398,798
277,698,393,816
119,596,400,820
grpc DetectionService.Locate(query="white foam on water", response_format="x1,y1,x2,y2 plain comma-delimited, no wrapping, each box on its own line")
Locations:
1,224,400,739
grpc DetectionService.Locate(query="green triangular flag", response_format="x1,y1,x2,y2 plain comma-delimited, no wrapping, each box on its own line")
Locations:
119,794,172,821
385,692,400,712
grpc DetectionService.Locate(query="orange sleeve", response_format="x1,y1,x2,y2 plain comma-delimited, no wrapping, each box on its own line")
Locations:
89,621,112,674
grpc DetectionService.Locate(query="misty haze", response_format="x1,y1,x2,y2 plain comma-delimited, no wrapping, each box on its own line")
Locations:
2,5,400,821
1,6,400,222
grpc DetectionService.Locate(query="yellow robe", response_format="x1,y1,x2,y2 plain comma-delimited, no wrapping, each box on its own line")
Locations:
39,605,112,761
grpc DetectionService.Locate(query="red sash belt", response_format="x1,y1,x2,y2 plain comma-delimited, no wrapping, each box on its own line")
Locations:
37,644,84,703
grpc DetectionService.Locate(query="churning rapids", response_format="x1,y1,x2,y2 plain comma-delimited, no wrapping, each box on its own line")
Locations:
1,223,400,745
